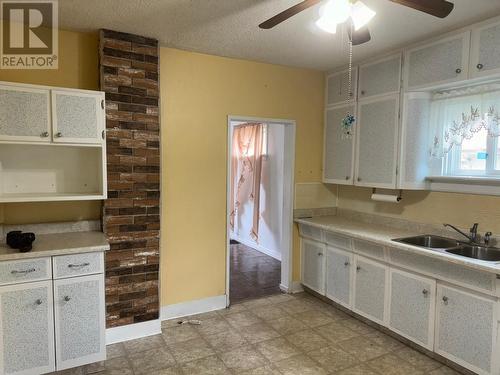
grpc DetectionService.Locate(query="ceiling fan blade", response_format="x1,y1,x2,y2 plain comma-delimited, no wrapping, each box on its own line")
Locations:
389,0,454,18
348,27,371,45
259,0,322,29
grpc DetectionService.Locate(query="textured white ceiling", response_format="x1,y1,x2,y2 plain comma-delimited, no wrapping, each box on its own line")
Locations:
59,0,500,71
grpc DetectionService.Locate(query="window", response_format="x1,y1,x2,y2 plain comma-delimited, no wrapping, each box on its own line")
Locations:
429,84,500,178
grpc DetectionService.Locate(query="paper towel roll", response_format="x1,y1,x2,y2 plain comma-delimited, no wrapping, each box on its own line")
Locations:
371,193,401,203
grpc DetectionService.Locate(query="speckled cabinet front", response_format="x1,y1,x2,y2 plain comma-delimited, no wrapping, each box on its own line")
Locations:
301,239,326,295
52,90,104,144
326,68,358,106
435,284,495,374
0,84,51,142
353,255,388,325
404,32,470,90
470,19,500,79
325,246,353,308
389,269,435,350
54,274,106,370
0,280,55,375
358,54,401,99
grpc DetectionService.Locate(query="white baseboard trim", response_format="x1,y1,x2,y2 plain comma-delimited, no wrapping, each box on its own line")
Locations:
106,319,161,345
161,295,227,321
279,281,303,294
232,236,282,261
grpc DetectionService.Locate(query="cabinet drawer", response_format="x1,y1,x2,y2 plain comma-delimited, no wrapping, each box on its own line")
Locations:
0,257,51,286
299,224,323,242
324,231,351,250
353,239,385,260
53,252,104,279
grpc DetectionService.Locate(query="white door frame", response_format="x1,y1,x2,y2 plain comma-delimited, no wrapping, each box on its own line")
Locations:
226,115,296,307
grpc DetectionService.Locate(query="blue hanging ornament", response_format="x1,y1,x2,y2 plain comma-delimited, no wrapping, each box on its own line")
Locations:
341,112,355,139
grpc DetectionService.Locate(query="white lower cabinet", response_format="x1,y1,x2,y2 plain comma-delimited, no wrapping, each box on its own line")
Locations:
353,255,388,325
0,253,106,375
54,274,106,370
388,269,436,350
0,281,55,375
325,246,353,308
301,239,325,294
435,284,496,375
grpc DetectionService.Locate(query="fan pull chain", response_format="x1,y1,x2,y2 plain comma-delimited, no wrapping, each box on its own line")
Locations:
341,31,355,140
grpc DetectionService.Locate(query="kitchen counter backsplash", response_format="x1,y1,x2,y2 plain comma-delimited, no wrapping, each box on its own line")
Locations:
0,219,101,243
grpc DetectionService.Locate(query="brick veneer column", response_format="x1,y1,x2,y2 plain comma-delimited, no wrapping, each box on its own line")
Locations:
99,29,160,328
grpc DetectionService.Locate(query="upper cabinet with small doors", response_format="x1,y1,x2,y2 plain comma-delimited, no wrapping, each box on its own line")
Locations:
0,81,107,203
404,32,470,90
0,82,105,145
326,67,358,106
470,18,500,79
358,53,402,99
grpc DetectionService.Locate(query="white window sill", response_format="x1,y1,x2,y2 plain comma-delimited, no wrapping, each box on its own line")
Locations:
425,176,500,196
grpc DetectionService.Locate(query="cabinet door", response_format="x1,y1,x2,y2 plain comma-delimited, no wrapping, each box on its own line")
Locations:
470,19,500,79
359,54,401,99
0,84,51,142
326,68,358,106
355,94,399,188
54,274,106,370
388,269,435,350
353,256,388,325
404,32,470,90
52,90,104,144
0,281,55,375
435,284,495,374
323,104,356,184
325,246,353,308
301,239,325,295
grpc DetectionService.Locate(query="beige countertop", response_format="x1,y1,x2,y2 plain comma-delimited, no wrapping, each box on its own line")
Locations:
0,231,109,261
295,215,500,275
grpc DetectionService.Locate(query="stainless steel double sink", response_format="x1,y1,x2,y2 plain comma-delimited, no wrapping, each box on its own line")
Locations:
392,235,500,262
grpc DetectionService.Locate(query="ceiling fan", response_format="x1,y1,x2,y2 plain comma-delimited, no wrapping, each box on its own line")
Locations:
259,0,455,45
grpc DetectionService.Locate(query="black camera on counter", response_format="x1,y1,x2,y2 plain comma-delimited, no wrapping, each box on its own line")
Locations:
6,231,36,252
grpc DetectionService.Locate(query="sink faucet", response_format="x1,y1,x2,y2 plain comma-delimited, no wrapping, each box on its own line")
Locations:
443,223,480,244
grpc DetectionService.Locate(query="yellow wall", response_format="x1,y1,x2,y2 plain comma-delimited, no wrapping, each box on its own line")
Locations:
160,47,324,305
0,29,102,224
337,186,500,232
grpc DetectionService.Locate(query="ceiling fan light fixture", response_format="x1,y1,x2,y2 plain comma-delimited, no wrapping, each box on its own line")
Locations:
316,0,351,33
351,1,376,30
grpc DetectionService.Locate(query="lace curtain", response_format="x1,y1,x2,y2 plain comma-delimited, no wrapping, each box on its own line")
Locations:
429,85,500,158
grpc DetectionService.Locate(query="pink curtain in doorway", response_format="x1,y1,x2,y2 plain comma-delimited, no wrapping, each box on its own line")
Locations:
229,123,265,241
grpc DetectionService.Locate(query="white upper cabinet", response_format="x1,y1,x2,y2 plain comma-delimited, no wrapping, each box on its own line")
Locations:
470,18,500,79
326,68,358,106
404,32,470,90
355,94,400,188
0,84,51,142
52,90,105,144
359,54,402,99
323,104,356,185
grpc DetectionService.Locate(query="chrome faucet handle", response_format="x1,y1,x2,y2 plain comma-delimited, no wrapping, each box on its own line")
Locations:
484,232,493,246
469,223,479,240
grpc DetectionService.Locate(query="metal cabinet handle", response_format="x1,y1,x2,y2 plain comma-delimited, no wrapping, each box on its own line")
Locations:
356,266,361,271
68,262,90,268
11,268,36,274
35,299,43,305
345,176,349,180
422,289,428,296
344,261,350,266
477,63,484,70
64,296,71,302
357,177,361,182
455,68,462,74
40,131,49,137
442,296,449,305
102,130,105,139
317,252,323,256
55,132,62,138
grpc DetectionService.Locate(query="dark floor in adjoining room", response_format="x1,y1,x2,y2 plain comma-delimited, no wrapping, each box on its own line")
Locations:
230,242,281,303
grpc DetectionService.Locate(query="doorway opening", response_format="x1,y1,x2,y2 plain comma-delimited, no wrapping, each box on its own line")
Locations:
226,116,295,305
